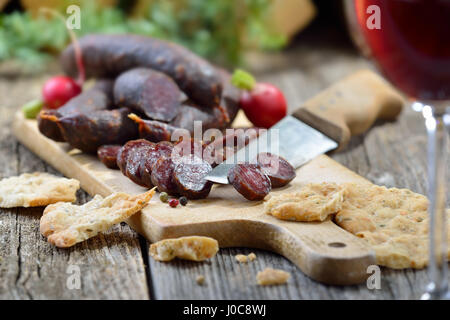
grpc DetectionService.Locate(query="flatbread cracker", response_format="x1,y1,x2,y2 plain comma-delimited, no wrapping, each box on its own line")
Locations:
0,172,80,208
150,236,219,262
334,183,450,269
40,189,155,248
264,183,347,221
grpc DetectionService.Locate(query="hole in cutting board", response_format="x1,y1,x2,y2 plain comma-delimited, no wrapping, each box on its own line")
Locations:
328,242,346,248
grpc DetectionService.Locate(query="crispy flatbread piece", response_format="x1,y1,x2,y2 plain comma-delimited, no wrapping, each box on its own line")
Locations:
40,189,155,248
335,183,449,269
0,172,79,208
150,236,219,262
264,183,347,222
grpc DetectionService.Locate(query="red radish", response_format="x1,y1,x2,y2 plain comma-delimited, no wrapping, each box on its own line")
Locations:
42,76,81,109
231,69,287,128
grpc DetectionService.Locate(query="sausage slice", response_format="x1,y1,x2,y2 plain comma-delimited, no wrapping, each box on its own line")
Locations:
256,152,296,188
227,164,271,201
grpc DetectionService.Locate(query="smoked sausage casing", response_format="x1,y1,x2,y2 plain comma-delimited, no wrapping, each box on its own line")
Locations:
60,34,223,108
114,68,182,122
38,79,114,142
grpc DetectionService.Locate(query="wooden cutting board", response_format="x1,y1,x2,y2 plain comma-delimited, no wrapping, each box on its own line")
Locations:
13,110,376,285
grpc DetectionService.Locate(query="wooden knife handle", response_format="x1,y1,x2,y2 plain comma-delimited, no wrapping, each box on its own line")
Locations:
292,69,405,150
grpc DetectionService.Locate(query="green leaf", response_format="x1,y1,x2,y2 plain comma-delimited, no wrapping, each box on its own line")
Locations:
231,69,256,90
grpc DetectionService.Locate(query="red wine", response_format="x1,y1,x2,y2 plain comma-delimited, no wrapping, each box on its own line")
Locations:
355,0,450,101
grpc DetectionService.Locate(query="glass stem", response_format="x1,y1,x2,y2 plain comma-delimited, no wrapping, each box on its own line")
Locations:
425,109,448,298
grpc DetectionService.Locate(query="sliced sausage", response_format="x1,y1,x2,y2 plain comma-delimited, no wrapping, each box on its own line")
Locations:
256,152,296,188
173,156,213,200
150,156,179,195
227,164,271,201
125,141,155,187
114,68,182,122
60,34,222,108
97,145,121,169
139,141,174,187
117,139,152,175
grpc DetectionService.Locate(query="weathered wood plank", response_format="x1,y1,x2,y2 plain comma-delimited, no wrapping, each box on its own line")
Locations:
146,42,448,300
0,75,150,300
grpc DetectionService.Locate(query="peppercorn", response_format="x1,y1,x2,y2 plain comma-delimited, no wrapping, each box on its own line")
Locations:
179,196,188,206
169,198,179,208
159,192,169,203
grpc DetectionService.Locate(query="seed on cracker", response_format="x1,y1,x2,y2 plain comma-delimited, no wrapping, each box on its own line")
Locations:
150,236,219,262
265,183,347,222
0,172,80,208
256,268,290,286
40,188,155,248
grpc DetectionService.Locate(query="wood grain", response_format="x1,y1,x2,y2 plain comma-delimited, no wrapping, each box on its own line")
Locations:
12,110,376,285
2,20,448,298
0,75,149,300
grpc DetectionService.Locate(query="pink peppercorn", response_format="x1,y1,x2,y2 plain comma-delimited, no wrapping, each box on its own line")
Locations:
169,199,179,208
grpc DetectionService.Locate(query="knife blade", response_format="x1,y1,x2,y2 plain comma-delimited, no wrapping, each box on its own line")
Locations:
206,116,338,184
205,70,404,185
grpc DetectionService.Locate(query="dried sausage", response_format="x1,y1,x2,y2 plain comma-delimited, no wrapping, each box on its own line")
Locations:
124,141,155,187
139,141,174,187
55,107,138,154
150,156,179,195
173,156,213,200
97,145,121,169
227,164,271,201
117,139,151,175
114,68,182,122
38,79,114,142
60,34,222,108
256,152,296,188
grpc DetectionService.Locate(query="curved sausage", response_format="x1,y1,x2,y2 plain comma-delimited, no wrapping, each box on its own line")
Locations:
256,152,296,188
55,107,138,154
150,156,179,195
97,145,121,169
227,164,271,201
60,34,222,108
173,156,213,200
38,79,114,142
114,68,182,122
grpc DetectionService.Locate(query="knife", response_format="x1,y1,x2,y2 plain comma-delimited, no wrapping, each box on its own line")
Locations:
206,69,404,184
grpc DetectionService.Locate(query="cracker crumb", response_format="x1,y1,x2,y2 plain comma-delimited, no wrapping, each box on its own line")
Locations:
256,268,290,286
150,236,219,262
235,254,248,263
235,253,257,263
196,275,205,285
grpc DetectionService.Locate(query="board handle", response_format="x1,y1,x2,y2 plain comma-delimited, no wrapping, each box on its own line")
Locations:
256,216,376,285
292,69,404,150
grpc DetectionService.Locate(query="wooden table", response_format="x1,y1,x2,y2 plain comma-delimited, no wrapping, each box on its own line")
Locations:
0,24,448,300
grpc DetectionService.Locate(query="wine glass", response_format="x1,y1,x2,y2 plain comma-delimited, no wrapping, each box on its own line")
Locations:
344,0,450,299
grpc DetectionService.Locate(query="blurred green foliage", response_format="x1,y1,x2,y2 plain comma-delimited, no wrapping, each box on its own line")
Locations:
0,0,287,71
